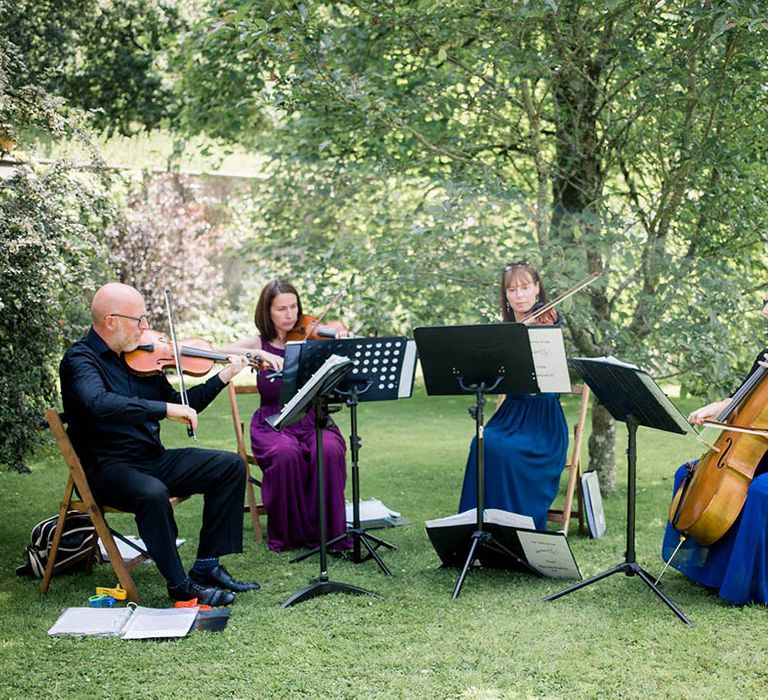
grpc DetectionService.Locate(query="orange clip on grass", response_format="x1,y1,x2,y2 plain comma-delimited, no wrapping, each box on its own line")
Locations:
173,598,211,611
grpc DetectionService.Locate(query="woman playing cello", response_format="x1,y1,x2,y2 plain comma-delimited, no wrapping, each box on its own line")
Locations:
457,261,569,529
221,280,352,552
662,295,768,604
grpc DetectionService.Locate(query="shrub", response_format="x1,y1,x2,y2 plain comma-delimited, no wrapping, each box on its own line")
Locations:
0,164,112,471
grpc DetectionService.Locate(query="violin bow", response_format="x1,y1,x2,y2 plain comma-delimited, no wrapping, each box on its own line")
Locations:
522,271,601,325
303,288,346,340
164,287,196,440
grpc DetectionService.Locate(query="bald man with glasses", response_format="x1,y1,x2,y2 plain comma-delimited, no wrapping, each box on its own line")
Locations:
59,282,259,605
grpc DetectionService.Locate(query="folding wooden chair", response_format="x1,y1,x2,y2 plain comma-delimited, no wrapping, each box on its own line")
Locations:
41,408,187,602
493,383,592,535
546,383,591,535
227,383,267,542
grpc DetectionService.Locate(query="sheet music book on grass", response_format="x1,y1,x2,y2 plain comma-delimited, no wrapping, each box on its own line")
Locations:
48,605,198,639
425,509,580,579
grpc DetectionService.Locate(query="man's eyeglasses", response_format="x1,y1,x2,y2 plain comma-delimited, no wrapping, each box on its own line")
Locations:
106,313,148,327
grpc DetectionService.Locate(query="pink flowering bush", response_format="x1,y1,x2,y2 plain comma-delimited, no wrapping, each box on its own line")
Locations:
107,174,228,325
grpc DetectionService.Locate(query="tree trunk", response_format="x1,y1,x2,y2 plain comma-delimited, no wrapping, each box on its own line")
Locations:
547,34,618,491
588,401,616,493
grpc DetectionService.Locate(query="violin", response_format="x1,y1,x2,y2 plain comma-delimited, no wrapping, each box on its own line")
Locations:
125,329,260,376
524,304,560,326
669,364,768,545
521,272,600,325
286,314,342,342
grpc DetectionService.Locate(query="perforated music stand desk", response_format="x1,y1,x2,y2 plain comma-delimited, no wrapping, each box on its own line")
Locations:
544,357,694,626
414,322,540,598
281,337,417,576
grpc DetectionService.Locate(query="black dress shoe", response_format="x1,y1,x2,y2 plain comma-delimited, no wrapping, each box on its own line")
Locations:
189,564,260,593
168,578,236,607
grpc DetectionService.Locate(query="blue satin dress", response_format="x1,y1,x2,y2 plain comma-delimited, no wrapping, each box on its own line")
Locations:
663,465,768,605
458,392,569,530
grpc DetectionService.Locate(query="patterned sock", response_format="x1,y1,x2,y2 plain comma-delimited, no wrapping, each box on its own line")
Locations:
191,556,219,574
168,575,191,591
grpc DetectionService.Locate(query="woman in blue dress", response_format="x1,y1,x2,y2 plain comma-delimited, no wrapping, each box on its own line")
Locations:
662,328,768,604
458,261,569,530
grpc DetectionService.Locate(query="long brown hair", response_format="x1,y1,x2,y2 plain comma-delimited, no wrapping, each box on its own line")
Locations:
254,279,303,342
500,261,548,322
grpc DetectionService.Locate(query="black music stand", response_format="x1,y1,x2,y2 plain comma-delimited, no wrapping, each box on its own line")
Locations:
544,357,695,626
281,337,418,575
414,322,541,599
268,354,378,607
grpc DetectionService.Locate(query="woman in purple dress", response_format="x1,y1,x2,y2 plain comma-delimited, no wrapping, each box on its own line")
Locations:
224,280,351,552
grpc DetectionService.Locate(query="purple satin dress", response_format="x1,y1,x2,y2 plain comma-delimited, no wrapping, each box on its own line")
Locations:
250,340,350,552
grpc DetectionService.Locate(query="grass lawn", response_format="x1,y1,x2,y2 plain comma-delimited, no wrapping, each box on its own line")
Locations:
1,383,767,699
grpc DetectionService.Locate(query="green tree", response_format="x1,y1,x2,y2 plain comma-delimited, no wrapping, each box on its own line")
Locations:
1,0,183,136
180,0,768,489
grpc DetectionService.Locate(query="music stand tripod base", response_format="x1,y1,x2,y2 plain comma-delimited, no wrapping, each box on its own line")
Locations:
544,560,693,626
273,357,379,606
452,529,540,600
293,526,396,573
281,576,381,608
543,400,694,627
283,338,415,577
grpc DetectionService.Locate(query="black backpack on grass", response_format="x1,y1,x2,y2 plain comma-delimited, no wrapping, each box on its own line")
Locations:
16,510,100,578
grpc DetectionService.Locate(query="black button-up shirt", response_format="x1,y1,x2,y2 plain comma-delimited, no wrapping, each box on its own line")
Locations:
60,327,226,471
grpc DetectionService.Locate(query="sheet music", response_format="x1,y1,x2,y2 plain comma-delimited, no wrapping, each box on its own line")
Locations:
48,607,133,637
47,606,197,639
268,354,353,429
398,339,418,399
570,356,693,435
120,606,197,640
516,530,581,579
425,508,534,530
637,372,693,434
527,327,572,393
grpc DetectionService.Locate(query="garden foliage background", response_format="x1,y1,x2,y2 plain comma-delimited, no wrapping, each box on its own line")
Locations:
2,1,768,485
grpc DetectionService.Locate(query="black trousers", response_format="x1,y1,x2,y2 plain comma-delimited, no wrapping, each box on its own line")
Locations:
87,448,246,587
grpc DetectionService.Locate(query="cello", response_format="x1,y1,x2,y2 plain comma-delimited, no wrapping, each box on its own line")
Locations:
669,361,768,545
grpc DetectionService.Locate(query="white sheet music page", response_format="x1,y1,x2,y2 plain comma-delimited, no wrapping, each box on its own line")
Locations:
526,327,571,393
516,531,581,579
